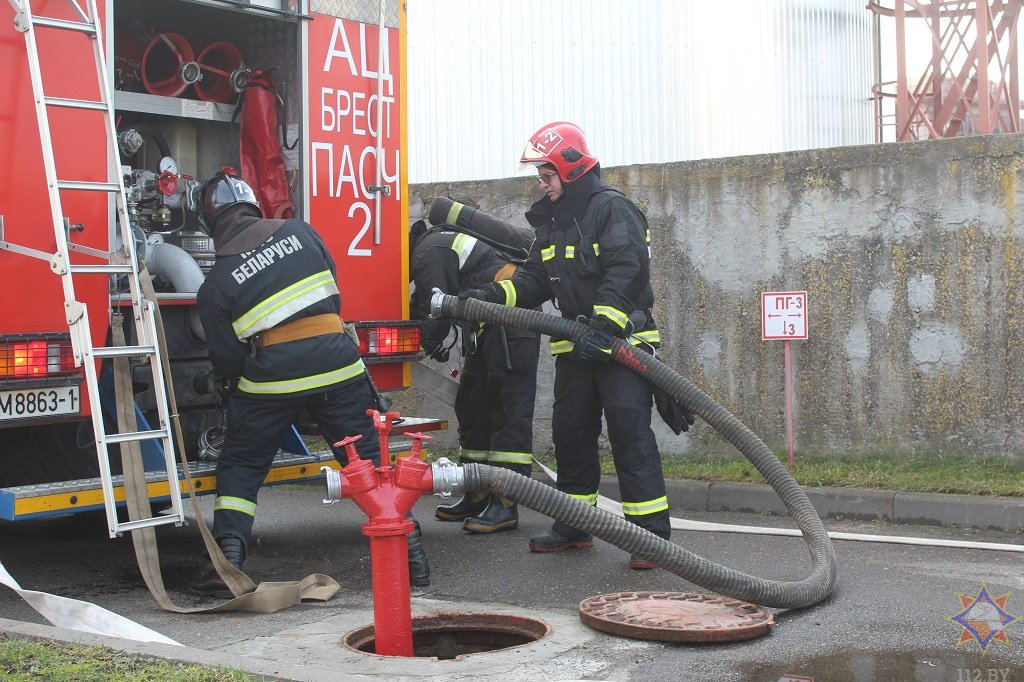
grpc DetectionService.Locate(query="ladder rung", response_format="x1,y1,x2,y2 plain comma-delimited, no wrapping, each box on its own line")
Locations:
57,180,120,192
45,96,107,111
115,516,183,534
104,429,169,445
69,264,134,274
92,344,157,358
31,16,97,34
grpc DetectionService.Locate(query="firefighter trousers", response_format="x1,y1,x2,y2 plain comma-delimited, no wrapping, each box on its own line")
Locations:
551,354,671,538
212,377,381,546
454,325,540,479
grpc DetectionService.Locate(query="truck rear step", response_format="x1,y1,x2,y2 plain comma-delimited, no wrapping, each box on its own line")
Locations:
0,417,447,521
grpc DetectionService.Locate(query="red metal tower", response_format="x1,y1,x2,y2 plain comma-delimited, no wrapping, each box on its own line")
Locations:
869,0,1021,141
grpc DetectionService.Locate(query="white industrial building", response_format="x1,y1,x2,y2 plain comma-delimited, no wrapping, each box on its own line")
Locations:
407,0,876,183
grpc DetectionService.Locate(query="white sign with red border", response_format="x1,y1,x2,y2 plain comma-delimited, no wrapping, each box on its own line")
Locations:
761,290,808,340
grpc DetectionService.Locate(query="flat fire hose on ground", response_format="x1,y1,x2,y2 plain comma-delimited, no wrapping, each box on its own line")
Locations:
108,265,340,614
0,559,181,645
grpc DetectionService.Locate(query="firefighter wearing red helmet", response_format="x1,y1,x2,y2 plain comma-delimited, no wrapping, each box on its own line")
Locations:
461,122,681,569
190,170,430,595
519,121,599,183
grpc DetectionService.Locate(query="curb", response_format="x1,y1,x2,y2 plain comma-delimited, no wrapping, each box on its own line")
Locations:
600,478,1024,533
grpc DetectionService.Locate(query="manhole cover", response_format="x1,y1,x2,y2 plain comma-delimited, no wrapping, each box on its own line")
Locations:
579,591,774,643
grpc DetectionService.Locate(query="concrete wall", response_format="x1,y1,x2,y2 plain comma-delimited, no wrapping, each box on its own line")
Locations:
398,133,1024,461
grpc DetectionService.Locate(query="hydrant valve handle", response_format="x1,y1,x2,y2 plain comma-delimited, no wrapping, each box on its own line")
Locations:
332,434,363,465
406,432,432,461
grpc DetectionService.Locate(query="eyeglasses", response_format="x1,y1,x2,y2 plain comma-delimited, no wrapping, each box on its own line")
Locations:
536,172,559,185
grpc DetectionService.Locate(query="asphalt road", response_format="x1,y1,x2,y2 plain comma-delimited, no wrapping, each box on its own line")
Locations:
1,483,1022,681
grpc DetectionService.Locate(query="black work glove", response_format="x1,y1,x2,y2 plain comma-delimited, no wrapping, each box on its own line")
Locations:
569,318,615,363
653,385,696,434
194,370,237,406
457,282,503,304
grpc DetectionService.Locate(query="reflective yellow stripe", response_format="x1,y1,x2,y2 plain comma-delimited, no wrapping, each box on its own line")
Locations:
632,330,660,345
497,280,516,307
564,245,576,259
622,496,669,516
645,229,651,245
593,305,629,330
232,270,338,339
458,447,488,463
566,492,598,506
450,233,478,270
237,359,365,395
541,245,556,261
488,450,534,466
555,334,656,356
592,242,600,256
446,201,465,225
215,495,257,517
550,339,573,355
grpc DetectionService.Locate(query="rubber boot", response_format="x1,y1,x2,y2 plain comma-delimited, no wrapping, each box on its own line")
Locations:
528,520,594,553
630,526,671,569
629,554,658,570
435,491,489,521
462,495,518,534
189,535,246,597
407,519,431,587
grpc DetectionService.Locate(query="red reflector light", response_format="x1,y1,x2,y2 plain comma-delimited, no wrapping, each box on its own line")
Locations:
356,323,421,358
0,338,78,378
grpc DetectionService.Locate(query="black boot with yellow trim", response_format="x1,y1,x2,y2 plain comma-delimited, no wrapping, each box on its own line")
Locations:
462,495,518,533
435,491,489,522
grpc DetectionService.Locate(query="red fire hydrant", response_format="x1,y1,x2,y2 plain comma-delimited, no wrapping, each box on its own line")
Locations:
322,409,436,657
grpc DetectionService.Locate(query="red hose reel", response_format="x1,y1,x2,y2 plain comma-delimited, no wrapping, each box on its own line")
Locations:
140,32,247,103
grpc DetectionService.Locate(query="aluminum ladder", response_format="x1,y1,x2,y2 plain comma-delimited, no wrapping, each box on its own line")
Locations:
7,0,185,536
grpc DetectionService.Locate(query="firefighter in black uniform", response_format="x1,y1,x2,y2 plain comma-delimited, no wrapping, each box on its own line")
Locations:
409,220,540,533
462,122,670,570
190,171,430,595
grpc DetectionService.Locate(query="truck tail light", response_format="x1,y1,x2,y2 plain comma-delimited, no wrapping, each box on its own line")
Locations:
355,321,421,362
0,335,78,378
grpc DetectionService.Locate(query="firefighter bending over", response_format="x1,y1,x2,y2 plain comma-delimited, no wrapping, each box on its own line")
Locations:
190,170,430,595
410,218,540,533
461,122,678,570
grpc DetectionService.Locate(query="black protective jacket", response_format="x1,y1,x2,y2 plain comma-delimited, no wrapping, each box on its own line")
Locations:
197,217,365,397
410,227,525,353
501,170,660,351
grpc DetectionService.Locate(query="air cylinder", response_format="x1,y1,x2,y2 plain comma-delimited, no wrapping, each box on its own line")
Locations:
428,198,534,262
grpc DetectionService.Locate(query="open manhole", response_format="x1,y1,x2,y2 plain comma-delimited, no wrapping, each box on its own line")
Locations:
343,612,551,659
579,591,774,643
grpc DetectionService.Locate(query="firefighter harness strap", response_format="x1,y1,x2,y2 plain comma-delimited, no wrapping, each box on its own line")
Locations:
494,262,518,282
252,313,344,349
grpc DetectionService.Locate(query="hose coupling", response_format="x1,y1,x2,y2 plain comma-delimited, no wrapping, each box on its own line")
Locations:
431,457,463,498
322,465,343,504
429,287,448,319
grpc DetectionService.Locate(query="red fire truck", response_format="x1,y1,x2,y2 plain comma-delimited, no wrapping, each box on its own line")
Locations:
0,0,436,528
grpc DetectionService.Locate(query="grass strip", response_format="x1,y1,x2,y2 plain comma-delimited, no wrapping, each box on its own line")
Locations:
0,636,261,682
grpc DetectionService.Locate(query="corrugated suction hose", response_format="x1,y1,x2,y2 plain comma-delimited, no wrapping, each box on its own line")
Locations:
433,292,838,609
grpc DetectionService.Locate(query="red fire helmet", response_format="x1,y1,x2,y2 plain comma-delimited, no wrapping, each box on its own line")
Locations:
520,121,598,183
